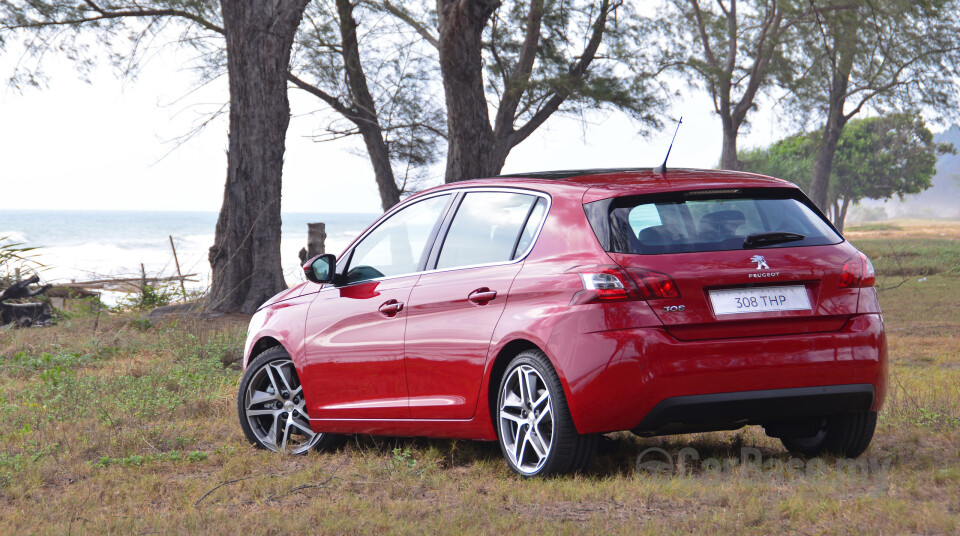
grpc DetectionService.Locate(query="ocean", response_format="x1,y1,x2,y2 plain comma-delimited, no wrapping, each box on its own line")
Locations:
0,210,379,295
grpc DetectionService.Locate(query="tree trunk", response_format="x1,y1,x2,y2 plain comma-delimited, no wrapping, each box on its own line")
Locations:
836,196,851,232
720,121,740,170
207,0,308,314
336,0,402,210
808,20,856,211
359,127,401,210
438,0,499,182
809,100,847,211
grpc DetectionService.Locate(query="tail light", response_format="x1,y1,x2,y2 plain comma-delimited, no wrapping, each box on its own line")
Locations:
840,252,876,288
860,252,876,287
627,269,681,299
573,267,680,304
579,271,632,300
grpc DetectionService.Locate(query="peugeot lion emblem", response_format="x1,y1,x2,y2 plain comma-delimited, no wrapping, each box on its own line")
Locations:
751,255,770,270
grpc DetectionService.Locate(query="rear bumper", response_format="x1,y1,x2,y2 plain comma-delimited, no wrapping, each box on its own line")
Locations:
549,312,888,435
631,384,875,436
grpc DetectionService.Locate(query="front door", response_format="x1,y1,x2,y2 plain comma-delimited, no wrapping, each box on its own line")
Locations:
302,193,453,419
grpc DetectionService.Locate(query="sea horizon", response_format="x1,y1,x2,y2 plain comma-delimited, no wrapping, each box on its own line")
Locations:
0,209,380,295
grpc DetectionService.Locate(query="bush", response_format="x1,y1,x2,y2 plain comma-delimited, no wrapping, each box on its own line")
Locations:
113,283,177,312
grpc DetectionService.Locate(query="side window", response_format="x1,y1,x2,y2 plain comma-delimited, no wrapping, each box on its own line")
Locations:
436,192,539,270
513,197,548,258
345,194,450,284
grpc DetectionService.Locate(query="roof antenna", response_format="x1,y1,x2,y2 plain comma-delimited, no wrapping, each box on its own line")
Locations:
654,116,683,174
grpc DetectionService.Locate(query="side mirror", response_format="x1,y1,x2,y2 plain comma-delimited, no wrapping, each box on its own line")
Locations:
303,254,337,284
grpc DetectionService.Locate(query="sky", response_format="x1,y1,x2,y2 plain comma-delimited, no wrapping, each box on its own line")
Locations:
0,28,794,215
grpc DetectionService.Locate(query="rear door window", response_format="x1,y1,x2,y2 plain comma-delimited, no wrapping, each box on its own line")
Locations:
514,197,548,256
435,192,543,270
587,189,842,254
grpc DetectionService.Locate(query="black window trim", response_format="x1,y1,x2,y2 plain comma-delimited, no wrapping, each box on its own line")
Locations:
329,187,552,289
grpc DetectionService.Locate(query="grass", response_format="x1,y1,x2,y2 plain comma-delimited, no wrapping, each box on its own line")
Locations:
846,223,903,232
846,219,960,278
1,221,959,534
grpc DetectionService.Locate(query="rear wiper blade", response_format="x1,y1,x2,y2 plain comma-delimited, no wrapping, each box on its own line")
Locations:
743,232,805,248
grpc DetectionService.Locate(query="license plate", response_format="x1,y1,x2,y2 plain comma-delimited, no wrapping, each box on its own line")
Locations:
709,286,811,315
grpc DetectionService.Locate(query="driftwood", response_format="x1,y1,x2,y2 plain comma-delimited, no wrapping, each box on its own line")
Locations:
0,275,53,327
54,274,198,290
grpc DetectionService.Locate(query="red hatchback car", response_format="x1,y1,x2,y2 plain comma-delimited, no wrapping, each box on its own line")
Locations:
238,168,887,476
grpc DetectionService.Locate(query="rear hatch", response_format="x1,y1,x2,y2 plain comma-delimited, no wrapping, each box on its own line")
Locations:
584,187,863,341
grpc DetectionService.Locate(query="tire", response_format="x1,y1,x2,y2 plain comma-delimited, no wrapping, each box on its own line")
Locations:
495,349,598,476
238,346,345,454
780,411,878,458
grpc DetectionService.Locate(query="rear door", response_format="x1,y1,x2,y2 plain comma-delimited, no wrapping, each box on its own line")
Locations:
586,188,860,341
403,191,549,419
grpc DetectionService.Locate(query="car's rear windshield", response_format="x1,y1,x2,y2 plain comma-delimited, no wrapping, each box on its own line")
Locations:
583,188,843,254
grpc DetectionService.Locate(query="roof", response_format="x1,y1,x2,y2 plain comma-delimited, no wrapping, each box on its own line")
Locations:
414,168,797,203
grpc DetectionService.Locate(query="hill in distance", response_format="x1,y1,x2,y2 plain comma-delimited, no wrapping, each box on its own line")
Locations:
876,125,960,220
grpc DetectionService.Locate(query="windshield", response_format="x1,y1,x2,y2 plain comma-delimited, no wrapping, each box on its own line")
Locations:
584,189,842,254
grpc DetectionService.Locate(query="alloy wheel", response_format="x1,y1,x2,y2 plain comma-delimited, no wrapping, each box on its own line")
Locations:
498,364,555,474
242,358,321,454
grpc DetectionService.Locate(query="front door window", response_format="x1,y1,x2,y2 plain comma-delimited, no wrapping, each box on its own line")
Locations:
345,194,451,284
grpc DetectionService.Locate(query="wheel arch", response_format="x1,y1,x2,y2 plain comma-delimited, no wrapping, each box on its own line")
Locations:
246,336,283,369
486,338,578,433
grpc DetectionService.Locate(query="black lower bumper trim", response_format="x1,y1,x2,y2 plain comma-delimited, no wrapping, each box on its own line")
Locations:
632,384,875,437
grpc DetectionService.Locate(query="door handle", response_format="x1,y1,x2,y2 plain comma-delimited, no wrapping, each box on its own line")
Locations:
378,299,404,317
468,288,498,305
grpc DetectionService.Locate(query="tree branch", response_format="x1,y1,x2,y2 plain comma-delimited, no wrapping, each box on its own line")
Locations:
2,6,224,35
492,0,545,139
381,0,439,49
506,0,616,148
287,73,353,118
731,3,782,126
689,0,719,69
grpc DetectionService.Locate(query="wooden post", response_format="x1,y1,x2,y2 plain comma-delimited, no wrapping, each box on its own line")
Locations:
140,263,147,291
169,235,188,301
307,223,327,257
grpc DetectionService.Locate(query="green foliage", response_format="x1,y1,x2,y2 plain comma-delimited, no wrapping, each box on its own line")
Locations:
0,452,24,488
389,447,417,471
851,237,960,277
916,407,960,429
91,450,209,468
113,284,177,312
8,351,91,377
659,1,804,132
740,113,952,204
296,0,445,190
739,130,818,191
12,345,234,426
0,0,223,88
187,330,244,366
478,0,668,129
297,0,668,188
0,235,43,283
52,295,110,320
781,0,960,126
128,317,154,331
832,114,955,202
